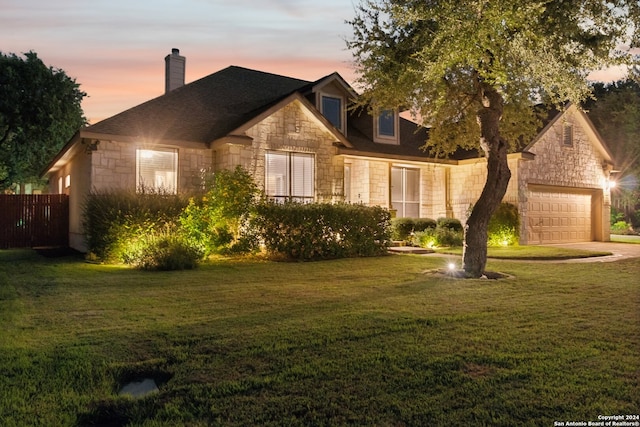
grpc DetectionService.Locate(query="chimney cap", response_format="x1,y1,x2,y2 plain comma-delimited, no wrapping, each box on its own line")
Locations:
171,48,180,55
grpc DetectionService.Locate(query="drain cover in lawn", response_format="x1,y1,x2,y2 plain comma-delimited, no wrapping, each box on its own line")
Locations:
118,378,159,398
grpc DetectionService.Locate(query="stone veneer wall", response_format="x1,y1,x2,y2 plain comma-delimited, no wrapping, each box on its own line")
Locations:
518,111,606,189
448,157,520,225
91,140,212,193
228,100,344,202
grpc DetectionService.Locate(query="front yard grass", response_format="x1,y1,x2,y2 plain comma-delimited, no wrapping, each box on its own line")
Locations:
436,245,613,260
1,249,638,426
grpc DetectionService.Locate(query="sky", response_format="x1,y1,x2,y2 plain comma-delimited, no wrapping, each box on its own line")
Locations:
2,0,358,124
1,0,634,125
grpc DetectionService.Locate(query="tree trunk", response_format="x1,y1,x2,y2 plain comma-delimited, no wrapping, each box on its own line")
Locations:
462,85,511,277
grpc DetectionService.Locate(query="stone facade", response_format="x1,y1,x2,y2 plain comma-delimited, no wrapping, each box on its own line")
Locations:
46,95,611,251
233,100,345,202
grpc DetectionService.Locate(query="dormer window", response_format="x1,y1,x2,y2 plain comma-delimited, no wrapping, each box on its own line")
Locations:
321,95,344,133
374,109,399,144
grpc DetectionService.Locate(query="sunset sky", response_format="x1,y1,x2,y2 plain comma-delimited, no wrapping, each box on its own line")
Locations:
2,0,633,124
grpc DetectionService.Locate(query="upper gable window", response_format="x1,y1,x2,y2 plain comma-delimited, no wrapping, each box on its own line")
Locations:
374,109,399,144
321,95,343,132
136,148,178,193
562,123,574,147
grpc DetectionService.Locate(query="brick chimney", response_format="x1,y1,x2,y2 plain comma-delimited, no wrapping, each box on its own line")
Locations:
164,48,185,93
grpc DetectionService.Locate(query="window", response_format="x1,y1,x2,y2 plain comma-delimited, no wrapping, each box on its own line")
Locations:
136,148,178,193
378,110,395,136
321,95,342,131
391,166,420,218
265,151,314,202
58,177,63,194
374,109,399,144
344,163,352,203
65,175,71,188
563,123,573,147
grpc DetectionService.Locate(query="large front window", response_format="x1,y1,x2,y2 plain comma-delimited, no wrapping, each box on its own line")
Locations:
391,166,419,218
265,151,314,202
136,148,178,193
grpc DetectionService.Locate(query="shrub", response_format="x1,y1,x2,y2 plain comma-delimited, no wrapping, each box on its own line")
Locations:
487,202,520,246
254,202,391,261
436,217,463,232
179,166,260,255
414,218,437,232
122,225,203,270
411,217,463,248
83,188,190,262
611,220,634,234
413,226,463,248
390,218,415,241
391,217,436,241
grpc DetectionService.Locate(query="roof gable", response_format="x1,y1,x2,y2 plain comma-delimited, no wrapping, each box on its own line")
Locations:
220,92,353,148
525,104,613,164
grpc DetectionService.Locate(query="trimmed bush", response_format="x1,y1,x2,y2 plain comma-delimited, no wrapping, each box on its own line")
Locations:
436,217,463,232
414,218,437,232
254,202,391,261
412,217,463,248
391,217,436,241
487,202,520,246
83,188,190,262
390,217,415,241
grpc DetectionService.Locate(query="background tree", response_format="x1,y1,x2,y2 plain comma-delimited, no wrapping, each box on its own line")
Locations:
348,0,640,276
0,51,86,192
586,73,640,228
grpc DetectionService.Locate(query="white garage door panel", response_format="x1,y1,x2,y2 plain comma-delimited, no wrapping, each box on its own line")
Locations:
528,190,591,244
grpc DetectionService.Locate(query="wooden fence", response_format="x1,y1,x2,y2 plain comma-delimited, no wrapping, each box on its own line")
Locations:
0,194,69,249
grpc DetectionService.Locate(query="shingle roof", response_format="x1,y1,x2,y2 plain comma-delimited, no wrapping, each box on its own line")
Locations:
87,66,314,143
84,65,559,161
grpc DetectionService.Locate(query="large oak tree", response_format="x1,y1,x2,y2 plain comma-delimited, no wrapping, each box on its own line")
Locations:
0,51,86,192
347,0,640,276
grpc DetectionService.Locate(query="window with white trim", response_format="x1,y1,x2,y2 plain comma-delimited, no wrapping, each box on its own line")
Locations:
265,151,314,202
136,148,178,193
375,110,399,143
391,166,420,218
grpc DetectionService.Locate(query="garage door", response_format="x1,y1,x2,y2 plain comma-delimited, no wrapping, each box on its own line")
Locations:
527,189,592,244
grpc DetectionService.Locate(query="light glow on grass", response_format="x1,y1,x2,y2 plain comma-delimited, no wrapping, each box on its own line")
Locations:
1,250,638,425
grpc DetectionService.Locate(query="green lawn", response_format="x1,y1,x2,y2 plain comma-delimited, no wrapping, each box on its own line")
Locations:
1,249,638,426
437,245,613,259
611,234,640,244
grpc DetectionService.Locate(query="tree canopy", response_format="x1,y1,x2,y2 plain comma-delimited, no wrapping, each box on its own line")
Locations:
586,73,640,226
0,51,87,191
348,0,640,276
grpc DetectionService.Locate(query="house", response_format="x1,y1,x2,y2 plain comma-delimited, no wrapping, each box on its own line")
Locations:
42,49,615,252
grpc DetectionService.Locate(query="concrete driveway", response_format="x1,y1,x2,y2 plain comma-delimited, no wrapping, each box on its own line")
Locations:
543,237,640,263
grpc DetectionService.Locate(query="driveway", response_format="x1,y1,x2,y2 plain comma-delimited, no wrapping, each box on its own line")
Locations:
542,238,640,263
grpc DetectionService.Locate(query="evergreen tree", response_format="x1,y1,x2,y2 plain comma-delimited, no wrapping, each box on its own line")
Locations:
0,51,87,191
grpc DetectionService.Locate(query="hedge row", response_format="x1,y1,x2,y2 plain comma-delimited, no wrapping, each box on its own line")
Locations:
253,202,391,261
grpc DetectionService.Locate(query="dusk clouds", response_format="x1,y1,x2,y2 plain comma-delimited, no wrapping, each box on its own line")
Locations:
2,0,356,123
1,0,632,124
